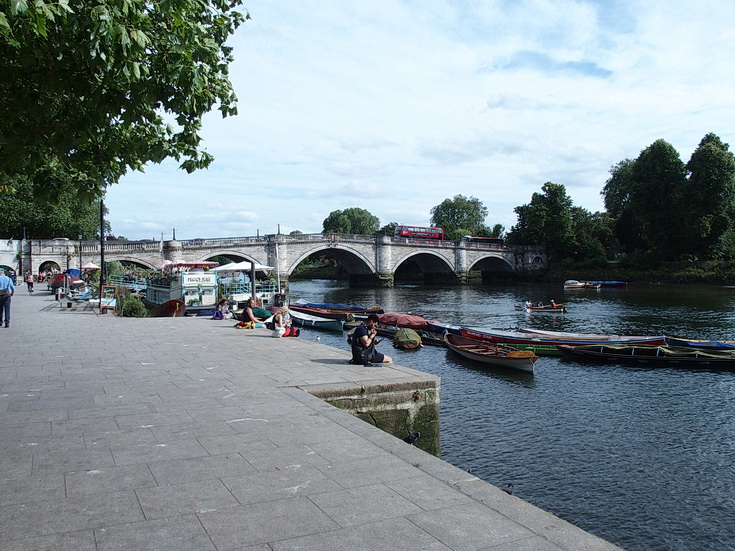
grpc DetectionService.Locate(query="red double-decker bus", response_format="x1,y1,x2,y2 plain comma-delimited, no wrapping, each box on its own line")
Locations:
394,225,444,241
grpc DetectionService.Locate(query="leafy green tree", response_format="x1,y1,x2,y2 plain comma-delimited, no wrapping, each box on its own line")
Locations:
1,0,247,200
430,195,489,240
322,208,380,235
628,139,687,259
601,159,648,254
0,176,108,238
568,208,610,265
378,222,398,236
489,223,505,238
681,133,735,259
507,182,575,262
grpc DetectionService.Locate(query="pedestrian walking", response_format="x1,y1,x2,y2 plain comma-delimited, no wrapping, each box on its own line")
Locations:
25,271,34,294
0,267,15,328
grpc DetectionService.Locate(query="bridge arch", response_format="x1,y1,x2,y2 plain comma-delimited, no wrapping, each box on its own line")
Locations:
286,243,377,285
392,250,459,285
201,250,266,265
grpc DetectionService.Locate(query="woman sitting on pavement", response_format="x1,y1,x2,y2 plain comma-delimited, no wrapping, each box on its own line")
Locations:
241,297,264,327
271,307,299,338
213,299,233,320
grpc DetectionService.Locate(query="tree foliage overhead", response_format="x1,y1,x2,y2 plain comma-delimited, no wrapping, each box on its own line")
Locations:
0,177,108,239
430,195,490,241
322,208,380,235
0,0,247,200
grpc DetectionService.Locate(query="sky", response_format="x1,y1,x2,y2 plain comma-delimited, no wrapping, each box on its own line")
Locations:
105,0,735,241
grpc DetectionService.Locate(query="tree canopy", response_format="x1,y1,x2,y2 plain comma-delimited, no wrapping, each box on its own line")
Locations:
1,0,247,200
430,195,490,241
507,183,575,261
601,134,735,260
322,208,380,235
0,177,109,239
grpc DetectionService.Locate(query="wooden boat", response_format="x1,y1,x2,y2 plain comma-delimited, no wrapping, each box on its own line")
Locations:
461,327,668,347
393,328,423,349
290,310,344,332
583,280,628,287
515,304,567,313
563,280,602,289
378,312,433,330
444,333,538,373
517,327,667,344
291,301,384,315
558,344,735,369
149,299,186,317
288,305,351,321
498,342,561,356
665,336,735,350
425,321,462,335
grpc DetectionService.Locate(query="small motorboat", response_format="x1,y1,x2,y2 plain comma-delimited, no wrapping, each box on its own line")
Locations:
444,333,538,374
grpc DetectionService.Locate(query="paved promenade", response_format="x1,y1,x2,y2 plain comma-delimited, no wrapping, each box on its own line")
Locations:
0,290,623,551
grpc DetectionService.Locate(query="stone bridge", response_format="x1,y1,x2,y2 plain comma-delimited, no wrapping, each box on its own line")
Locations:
2,234,546,287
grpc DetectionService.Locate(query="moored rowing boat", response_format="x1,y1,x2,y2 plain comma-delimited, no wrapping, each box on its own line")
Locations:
444,333,538,373
558,344,735,369
461,327,667,347
290,310,344,332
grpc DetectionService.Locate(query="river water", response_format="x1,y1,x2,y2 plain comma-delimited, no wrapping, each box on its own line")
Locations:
288,280,735,551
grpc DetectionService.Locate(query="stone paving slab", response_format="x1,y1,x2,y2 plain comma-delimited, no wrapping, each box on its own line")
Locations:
0,290,624,550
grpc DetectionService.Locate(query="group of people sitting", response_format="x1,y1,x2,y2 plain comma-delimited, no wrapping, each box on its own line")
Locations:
218,297,299,338
215,298,394,363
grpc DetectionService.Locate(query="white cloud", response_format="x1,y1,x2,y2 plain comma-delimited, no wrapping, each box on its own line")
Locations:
106,0,735,240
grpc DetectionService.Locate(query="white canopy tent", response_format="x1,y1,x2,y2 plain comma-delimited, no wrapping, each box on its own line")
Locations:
212,260,275,301
212,261,274,273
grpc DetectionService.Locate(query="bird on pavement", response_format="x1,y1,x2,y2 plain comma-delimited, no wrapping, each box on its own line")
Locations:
403,432,420,445
500,483,514,495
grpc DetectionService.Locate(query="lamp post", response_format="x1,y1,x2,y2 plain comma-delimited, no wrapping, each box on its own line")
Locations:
79,233,83,276
100,200,106,285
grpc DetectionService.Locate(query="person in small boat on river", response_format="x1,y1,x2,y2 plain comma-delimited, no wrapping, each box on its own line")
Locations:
241,297,264,327
351,314,393,366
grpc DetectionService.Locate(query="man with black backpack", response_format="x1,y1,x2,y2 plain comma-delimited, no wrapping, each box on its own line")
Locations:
350,314,393,366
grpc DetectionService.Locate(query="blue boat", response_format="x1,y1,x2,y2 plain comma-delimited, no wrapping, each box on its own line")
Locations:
665,336,735,350
425,321,462,335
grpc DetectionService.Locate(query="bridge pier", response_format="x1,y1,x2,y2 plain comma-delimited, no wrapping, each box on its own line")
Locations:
455,270,469,284
349,273,394,287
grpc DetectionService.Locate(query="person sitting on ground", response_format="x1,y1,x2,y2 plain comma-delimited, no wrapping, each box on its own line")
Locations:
241,297,264,327
351,313,393,366
217,298,232,319
271,307,298,338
